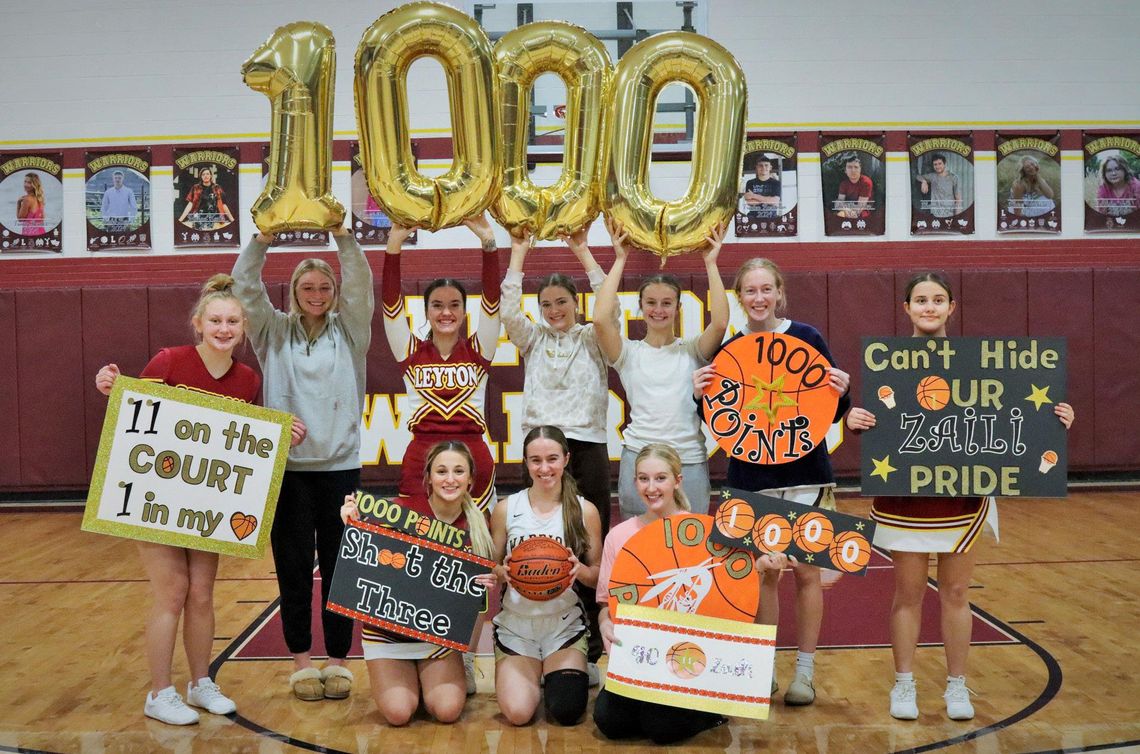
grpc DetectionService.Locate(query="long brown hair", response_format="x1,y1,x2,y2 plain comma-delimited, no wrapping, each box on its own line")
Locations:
422,441,494,559
522,426,590,561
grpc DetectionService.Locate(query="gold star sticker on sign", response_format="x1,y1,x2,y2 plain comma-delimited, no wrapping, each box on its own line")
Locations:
787,511,798,521
744,374,797,423
804,553,815,563
871,456,897,482
1025,384,1053,411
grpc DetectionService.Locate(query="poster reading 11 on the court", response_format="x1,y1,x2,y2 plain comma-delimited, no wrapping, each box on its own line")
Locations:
0,151,64,253
86,150,152,251
858,337,1068,498
908,133,975,235
1083,132,1140,232
996,133,1060,234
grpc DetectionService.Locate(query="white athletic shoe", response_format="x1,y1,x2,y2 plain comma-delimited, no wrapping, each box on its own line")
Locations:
944,677,975,720
187,678,237,715
463,652,478,695
587,662,600,688
145,686,199,726
889,680,919,720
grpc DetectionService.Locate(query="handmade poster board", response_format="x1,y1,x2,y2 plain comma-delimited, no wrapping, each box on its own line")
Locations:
82,376,291,558
606,603,776,720
859,337,1068,497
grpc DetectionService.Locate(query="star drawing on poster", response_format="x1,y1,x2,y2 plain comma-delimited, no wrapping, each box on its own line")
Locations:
1025,384,1053,410
744,374,797,423
871,456,897,482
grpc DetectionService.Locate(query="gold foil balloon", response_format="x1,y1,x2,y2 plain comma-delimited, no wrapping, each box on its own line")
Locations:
603,31,747,259
356,2,500,231
242,22,345,232
491,21,612,239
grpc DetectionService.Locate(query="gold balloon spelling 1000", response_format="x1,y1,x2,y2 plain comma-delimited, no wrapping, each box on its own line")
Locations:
243,2,747,259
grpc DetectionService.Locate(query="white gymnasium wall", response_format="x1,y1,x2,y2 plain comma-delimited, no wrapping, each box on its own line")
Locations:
1,0,1138,259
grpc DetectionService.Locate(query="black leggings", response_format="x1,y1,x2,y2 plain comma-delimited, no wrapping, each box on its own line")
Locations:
593,687,724,744
566,438,611,662
270,468,359,659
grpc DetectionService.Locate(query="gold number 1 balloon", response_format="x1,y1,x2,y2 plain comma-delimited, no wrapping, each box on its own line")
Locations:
603,31,747,259
356,2,500,231
491,21,612,239
242,22,345,233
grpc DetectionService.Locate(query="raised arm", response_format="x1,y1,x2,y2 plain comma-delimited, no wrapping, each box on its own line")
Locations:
501,231,538,353
695,223,730,360
331,227,374,350
382,224,415,361
593,217,629,364
464,216,502,359
231,233,277,343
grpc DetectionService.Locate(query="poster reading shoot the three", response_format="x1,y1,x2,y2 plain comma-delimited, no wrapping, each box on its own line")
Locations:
859,337,1068,498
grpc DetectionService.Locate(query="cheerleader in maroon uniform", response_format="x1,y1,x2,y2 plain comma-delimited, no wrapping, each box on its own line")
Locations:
383,216,501,512
846,272,1074,721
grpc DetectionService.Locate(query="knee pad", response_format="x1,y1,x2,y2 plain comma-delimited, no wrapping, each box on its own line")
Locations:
543,669,588,725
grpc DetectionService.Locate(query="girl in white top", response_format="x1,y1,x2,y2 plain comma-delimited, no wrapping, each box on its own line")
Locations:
593,219,729,518
490,426,602,726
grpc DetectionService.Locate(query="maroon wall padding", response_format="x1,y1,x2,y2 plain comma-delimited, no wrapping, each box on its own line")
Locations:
82,287,151,478
0,292,20,487
960,270,1028,335
1092,269,1140,469
1028,270,1095,468
16,289,87,488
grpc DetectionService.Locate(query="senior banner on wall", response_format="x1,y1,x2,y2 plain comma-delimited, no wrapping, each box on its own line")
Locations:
261,144,330,248
908,133,975,235
82,377,292,558
350,141,416,247
734,135,797,238
173,147,240,248
86,149,152,251
1083,132,1140,232
820,133,885,236
858,337,1068,498
0,151,63,253
996,132,1061,234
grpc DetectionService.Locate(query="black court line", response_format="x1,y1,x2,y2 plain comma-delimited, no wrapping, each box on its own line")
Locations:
0,746,65,754
1007,620,1046,625
1023,739,1140,753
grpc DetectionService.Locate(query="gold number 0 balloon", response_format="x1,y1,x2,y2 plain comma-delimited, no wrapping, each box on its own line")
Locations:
355,2,500,231
491,22,612,239
242,22,345,232
603,32,747,259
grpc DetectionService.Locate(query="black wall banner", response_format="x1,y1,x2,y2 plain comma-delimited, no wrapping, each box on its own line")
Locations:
996,132,1061,234
734,134,797,238
859,337,1068,498
326,520,494,651
820,133,886,237
173,147,240,248
908,133,975,235
1083,132,1140,232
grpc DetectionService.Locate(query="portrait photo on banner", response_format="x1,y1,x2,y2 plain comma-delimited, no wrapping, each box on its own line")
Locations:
818,133,886,236
1082,132,1140,232
996,132,1061,234
734,135,797,238
0,151,64,253
908,133,975,235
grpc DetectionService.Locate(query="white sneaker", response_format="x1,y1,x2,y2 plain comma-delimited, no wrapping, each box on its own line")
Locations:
463,652,478,696
944,677,975,720
187,677,237,715
889,680,918,720
587,662,600,688
145,686,199,726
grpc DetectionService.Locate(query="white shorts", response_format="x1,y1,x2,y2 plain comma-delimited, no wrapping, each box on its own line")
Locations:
361,638,454,661
493,608,587,661
759,484,837,511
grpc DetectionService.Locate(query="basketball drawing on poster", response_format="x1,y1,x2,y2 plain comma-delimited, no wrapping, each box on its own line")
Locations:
0,151,64,253
734,135,797,238
819,133,885,236
859,336,1069,498
1083,132,1140,232
86,150,152,251
908,133,975,235
996,133,1061,233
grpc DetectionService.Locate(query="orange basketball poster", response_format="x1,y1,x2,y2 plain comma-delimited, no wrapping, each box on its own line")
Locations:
606,603,777,720
859,336,1068,497
701,332,839,464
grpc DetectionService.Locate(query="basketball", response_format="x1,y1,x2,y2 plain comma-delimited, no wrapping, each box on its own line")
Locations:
792,511,834,553
161,455,176,474
829,531,871,573
665,641,707,680
390,551,407,569
414,516,432,536
507,535,574,601
379,549,393,566
916,375,951,410
714,498,755,539
229,512,257,541
752,513,792,552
